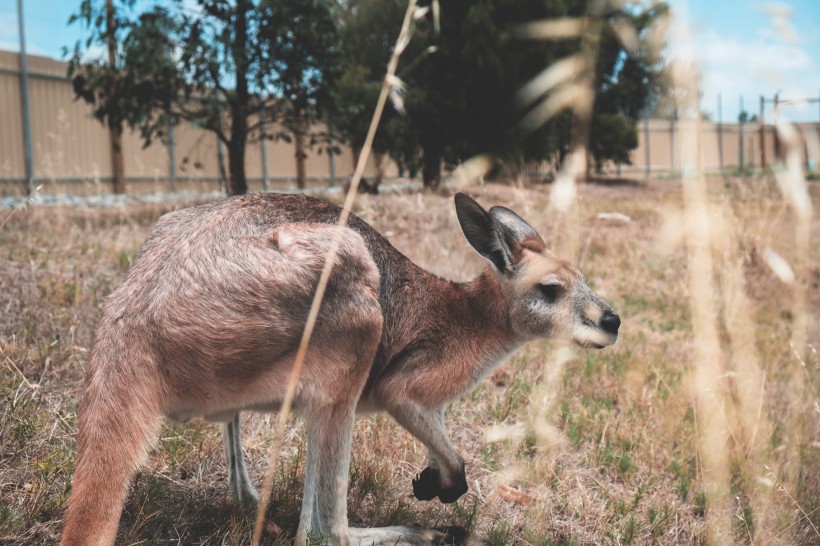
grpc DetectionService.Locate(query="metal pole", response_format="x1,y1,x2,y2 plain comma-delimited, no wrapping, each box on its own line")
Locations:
17,0,34,195
217,138,227,193
163,40,176,193
773,93,780,162
216,97,227,193
106,0,125,194
670,108,676,176
739,96,744,171
717,94,723,172
760,95,766,169
167,116,176,192
644,113,650,178
328,133,336,187
260,104,269,192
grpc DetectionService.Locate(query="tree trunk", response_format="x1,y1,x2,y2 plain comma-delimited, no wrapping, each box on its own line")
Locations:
109,127,125,194
226,136,247,196
352,147,361,172
106,0,124,194
374,152,385,189
422,148,441,190
226,0,249,196
295,129,307,189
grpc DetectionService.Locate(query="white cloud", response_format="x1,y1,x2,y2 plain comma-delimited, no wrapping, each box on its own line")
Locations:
666,3,819,121
0,10,19,52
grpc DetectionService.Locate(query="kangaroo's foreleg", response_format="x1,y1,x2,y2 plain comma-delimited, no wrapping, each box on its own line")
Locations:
223,413,259,505
386,403,468,504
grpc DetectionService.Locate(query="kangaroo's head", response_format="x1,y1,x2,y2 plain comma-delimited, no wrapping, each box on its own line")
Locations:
455,192,620,349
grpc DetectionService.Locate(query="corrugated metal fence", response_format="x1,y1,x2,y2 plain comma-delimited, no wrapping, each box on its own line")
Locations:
1,49,818,196
0,50,394,196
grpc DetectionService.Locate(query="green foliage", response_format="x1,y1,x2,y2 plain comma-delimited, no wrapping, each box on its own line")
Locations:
329,0,423,178
486,518,513,546
67,0,340,195
408,0,576,186
69,1,665,191
589,2,668,171
332,0,667,186
589,113,638,170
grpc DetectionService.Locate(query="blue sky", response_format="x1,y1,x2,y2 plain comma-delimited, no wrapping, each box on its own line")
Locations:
1,0,818,121
668,0,820,122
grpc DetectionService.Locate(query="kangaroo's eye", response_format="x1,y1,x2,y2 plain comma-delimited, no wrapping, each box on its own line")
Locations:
538,283,564,304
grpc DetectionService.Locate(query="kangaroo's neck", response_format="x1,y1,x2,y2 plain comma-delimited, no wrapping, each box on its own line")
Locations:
448,269,522,382
366,264,523,408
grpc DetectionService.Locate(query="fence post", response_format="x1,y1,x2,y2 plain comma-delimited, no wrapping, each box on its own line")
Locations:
670,110,676,176
717,94,723,172
644,113,650,178
167,116,176,192
260,104,269,191
773,93,780,162
739,96,744,170
328,132,336,187
17,0,34,195
217,137,227,193
760,95,766,169
105,0,125,194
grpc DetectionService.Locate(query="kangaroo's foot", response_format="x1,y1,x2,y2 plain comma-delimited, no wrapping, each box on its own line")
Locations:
348,525,466,546
228,480,259,507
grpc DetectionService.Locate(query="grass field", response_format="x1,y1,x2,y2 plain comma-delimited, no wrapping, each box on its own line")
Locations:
0,176,817,545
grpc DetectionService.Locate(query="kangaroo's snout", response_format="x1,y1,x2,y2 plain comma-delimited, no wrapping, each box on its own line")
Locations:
600,311,621,335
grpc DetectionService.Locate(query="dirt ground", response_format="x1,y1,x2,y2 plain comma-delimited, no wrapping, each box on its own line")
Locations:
0,176,818,545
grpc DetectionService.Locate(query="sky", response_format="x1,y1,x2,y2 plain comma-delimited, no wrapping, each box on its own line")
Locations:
667,0,820,122
0,0,818,122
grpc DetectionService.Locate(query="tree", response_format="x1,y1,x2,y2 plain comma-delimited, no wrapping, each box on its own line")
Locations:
66,0,139,194
333,0,583,188
259,0,340,188
330,0,423,184
333,0,667,187
68,0,339,195
738,110,758,123
405,0,579,188
588,2,668,172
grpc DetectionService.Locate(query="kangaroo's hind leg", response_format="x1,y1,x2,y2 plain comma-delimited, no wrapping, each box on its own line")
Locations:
223,412,259,505
296,401,357,544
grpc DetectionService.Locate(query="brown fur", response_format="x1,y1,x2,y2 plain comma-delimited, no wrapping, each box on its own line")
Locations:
60,192,619,546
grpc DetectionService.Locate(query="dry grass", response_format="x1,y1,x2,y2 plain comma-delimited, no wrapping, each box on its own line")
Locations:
0,176,818,545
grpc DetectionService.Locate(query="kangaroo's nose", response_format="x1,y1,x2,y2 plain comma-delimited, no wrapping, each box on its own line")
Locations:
600,311,621,335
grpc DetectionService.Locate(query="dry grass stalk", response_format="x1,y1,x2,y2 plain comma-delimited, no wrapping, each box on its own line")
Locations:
251,1,418,543
677,104,733,544
666,5,818,540
773,109,816,541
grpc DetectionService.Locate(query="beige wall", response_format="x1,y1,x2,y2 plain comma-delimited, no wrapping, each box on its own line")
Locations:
0,50,395,195
1,50,818,194
623,118,816,175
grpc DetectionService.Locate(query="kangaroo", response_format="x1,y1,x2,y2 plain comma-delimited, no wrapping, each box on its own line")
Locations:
60,192,620,546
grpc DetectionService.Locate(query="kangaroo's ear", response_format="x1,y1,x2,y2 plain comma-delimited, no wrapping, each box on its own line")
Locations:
489,206,546,253
455,193,513,272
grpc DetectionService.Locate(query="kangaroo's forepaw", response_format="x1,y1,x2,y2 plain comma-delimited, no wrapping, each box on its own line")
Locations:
412,467,441,501
412,466,468,504
437,477,468,504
